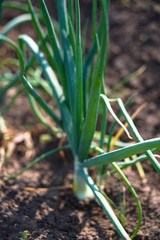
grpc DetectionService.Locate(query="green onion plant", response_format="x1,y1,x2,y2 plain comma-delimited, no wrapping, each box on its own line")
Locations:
0,1,160,239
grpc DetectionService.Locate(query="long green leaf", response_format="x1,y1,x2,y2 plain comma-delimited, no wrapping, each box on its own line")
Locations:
68,0,74,24
83,18,103,117
26,0,57,71
80,168,131,240
0,14,33,36
17,34,75,150
68,17,76,60
80,137,160,168
107,95,136,152
58,0,76,114
22,75,62,127
78,0,109,162
99,85,107,149
0,37,47,102
38,0,66,96
38,0,62,63
100,94,131,139
18,35,63,109
111,162,142,239
74,0,83,148
117,98,160,173
27,93,60,134
83,17,103,83
0,35,62,127
2,1,40,13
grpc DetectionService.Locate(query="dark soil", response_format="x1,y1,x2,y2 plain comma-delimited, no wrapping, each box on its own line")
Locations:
0,1,160,239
